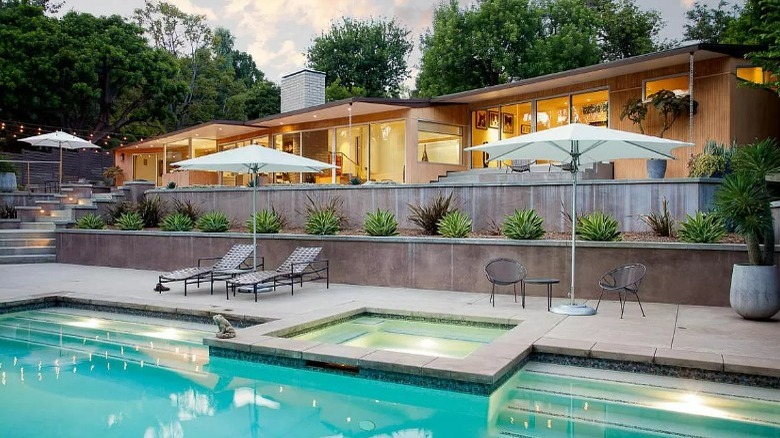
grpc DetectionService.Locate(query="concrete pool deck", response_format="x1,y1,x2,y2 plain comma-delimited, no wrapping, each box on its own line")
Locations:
1,263,779,387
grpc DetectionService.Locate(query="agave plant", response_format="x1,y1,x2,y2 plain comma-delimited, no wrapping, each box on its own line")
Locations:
75,213,106,230
677,211,725,243
364,209,399,236
502,209,544,240
577,211,621,242
437,210,472,238
246,209,283,233
160,212,194,232
305,210,340,235
115,212,144,231
196,211,230,232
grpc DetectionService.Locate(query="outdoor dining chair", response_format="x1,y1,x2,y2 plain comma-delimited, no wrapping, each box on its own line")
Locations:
596,263,647,318
484,258,527,307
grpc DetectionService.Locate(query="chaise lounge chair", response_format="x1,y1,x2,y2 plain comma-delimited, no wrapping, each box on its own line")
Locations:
226,246,329,301
155,244,257,296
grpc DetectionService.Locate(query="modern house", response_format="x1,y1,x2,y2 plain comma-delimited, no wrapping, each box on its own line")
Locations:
113,43,780,186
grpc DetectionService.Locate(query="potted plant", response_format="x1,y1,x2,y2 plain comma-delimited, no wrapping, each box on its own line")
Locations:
620,90,698,179
0,154,17,192
715,138,780,320
102,166,124,187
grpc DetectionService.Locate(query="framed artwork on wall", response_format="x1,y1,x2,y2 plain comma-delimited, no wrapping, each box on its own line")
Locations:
520,124,532,134
488,110,499,128
475,110,487,130
502,113,514,134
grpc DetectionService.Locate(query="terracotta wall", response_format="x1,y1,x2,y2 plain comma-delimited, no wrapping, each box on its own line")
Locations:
56,230,760,307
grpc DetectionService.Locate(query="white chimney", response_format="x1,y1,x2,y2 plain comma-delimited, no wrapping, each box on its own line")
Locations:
280,69,326,113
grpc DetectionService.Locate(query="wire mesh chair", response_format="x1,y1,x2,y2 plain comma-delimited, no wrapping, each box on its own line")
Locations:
596,263,647,318
485,258,527,307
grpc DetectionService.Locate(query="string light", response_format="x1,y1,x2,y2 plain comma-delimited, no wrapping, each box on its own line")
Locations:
0,118,147,146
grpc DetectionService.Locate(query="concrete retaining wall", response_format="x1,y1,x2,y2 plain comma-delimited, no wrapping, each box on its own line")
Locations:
57,230,754,307
145,179,720,233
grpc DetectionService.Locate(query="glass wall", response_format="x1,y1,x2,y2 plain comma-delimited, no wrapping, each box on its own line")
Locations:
165,142,190,174
370,120,405,182
219,135,269,186
336,125,369,182
571,90,609,126
471,107,500,168
417,121,462,166
536,96,570,132
132,153,160,184
500,102,533,140
301,129,331,183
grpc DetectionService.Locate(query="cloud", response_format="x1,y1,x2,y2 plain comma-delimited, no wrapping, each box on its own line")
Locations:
680,0,696,8
167,0,217,20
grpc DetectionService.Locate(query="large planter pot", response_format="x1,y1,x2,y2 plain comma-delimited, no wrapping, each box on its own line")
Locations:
0,172,16,192
646,159,667,179
729,264,780,320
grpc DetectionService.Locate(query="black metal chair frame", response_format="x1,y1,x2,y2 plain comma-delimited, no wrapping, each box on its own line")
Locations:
596,263,647,318
227,247,330,301
506,160,536,173
484,258,527,307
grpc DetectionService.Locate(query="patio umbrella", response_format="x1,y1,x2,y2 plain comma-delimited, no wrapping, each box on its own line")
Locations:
173,144,336,269
20,131,99,187
465,123,691,316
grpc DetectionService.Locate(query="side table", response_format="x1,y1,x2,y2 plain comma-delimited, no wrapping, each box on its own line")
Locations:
522,278,560,310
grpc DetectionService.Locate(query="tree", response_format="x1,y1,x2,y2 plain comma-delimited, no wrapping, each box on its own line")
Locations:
0,0,63,13
325,78,367,101
683,1,741,43
592,0,664,60
244,80,281,119
306,17,413,98
741,0,780,94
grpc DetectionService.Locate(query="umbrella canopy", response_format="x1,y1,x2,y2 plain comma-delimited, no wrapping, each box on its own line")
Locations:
173,144,336,269
466,123,692,316
20,131,99,186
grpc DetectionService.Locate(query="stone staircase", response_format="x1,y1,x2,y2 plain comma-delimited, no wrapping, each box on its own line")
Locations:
0,183,131,264
434,162,614,184
0,224,56,264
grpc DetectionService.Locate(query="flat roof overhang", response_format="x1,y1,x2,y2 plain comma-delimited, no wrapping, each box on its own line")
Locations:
247,97,434,128
433,44,757,105
116,120,264,152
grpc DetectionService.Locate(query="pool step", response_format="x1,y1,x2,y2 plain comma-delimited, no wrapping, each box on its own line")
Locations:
492,364,780,438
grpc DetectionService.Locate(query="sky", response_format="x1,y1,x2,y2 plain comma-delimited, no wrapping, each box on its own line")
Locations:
62,0,745,86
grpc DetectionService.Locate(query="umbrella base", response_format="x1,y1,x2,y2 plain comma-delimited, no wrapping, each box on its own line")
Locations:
551,303,597,316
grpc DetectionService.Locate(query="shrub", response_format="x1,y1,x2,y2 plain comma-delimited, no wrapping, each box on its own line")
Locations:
76,213,106,230
305,210,340,235
364,209,399,236
171,198,201,222
115,212,144,230
688,140,735,178
106,201,134,225
408,192,458,235
166,181,176,189
302,194,347,228
678,211,726,243
197,211,230,232
641,197,675,237
502,209,544,240
0,202,16,219
0,155,17,173
349,175,362,185
160,212,194,232
578,211,621,241
246,209,283,233
437,210,472,238
137,195,166,228
102,166,123,185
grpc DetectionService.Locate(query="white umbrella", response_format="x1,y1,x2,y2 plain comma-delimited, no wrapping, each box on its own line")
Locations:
173,144,336,269
466,123,692,315
20,130,99,187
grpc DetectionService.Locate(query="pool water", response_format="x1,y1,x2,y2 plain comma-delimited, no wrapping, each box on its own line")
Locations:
290,314,511,358
1,309,779,438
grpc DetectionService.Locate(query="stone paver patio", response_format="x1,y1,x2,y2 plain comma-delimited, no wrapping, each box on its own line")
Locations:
2,263,778,385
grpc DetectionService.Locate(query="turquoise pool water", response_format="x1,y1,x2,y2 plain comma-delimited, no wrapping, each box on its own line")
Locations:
290,314,510,358
1,309,779,437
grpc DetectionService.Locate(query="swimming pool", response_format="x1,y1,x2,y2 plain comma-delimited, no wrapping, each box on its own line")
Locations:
1,308,779,437
288,313,511,358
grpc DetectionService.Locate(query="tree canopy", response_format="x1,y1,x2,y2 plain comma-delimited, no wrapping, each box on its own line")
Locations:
0,0,280,146
306,17,413,98
415,0,665,97
683,1,741,43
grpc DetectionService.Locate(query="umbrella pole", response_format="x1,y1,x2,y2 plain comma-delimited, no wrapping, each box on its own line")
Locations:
252,171,257,270
59,142,63,190
570,167,577,306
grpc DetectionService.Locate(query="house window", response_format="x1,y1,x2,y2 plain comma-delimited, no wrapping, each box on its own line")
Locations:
736,66,775,85
418,121,462,165
536,96,569,131
644,75,689,99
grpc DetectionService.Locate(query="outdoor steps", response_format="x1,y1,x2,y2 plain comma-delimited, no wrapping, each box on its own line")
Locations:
435,168,576,184
0,229,56,264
